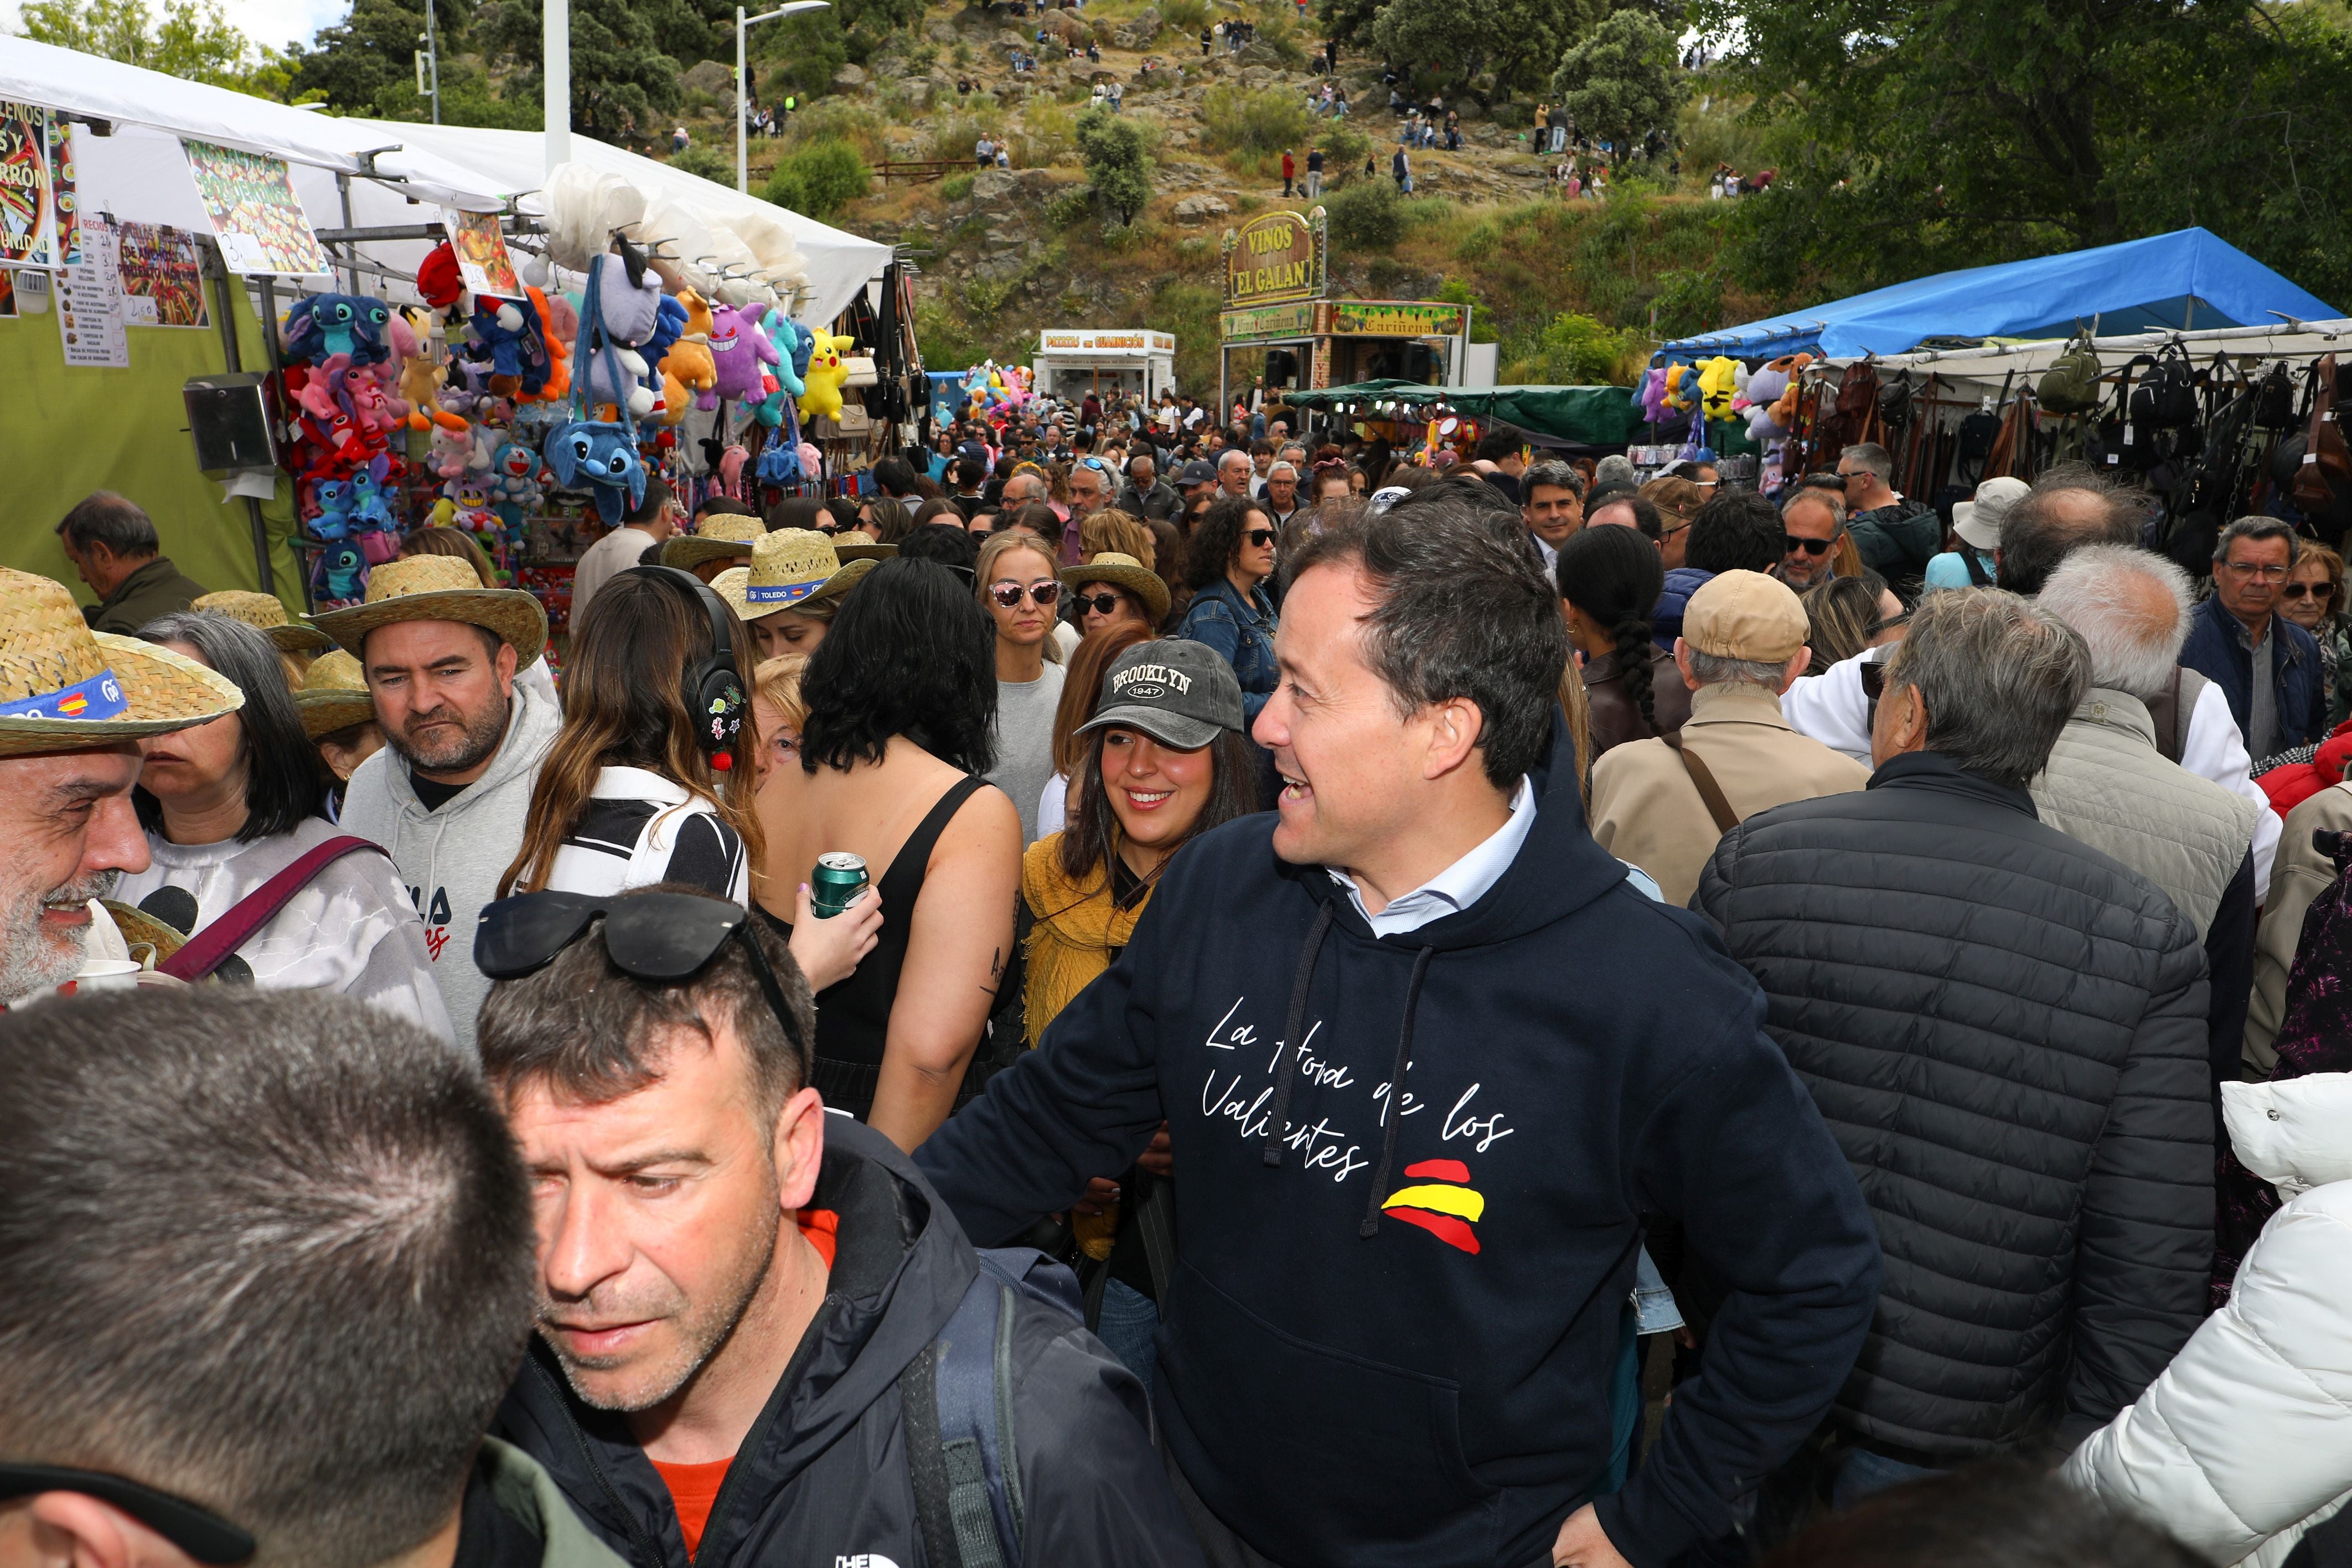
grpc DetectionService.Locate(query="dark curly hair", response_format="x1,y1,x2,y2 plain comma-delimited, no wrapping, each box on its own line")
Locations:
1686,490,1785,575
1186,494,1274,593
1554,524,1664,732
799,558,997,775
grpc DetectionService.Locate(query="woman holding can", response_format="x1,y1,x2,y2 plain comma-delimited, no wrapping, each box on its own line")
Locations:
756,557,1021,1150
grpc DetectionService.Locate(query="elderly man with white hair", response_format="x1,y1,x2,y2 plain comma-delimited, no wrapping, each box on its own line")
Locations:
1216,446,1254,498
2034,544,2263,1094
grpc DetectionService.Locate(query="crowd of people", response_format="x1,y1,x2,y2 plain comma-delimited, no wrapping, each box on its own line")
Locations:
9,395,2352,1568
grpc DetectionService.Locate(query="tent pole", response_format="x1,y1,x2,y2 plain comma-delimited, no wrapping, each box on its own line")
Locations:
545,0,571,175
206,249,273,597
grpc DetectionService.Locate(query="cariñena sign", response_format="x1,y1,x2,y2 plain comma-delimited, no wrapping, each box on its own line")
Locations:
1223,209,1325,307
1330,301,1466,338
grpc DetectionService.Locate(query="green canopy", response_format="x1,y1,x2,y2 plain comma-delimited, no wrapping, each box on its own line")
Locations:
1279,381,1645,447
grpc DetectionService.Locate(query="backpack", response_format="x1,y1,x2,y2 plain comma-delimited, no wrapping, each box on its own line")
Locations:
2037,326,2105,414
2256,362,2299,429
2292,355,2352,527
1954,371,2012,484
901,1248,1083,1568
2137,342,2200,429
2088,355,2160,474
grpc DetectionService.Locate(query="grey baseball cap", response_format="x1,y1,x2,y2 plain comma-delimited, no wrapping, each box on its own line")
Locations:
1176,459,1218,488
1077,639,1247,750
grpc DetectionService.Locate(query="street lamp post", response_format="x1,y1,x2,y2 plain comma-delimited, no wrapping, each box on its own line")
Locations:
545,0,570,177
737,2,831,195
422,0,441,125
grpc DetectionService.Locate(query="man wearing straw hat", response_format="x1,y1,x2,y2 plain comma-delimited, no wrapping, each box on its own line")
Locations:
314,555,557,1050
711,529,878,662
0,567,242,1006
294,649,385,819
192,587,338,687
661,513,767,586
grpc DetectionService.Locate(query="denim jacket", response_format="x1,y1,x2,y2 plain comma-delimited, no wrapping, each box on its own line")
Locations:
1176,576,1279,724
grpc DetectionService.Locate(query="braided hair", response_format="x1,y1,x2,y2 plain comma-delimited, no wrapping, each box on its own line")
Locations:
1554,524,1665,731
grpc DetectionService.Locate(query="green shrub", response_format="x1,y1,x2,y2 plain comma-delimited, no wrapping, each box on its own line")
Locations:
1076,106,1155,224
942,170,976,200
669,145,735,184
1324,178,1402,249
765,138,872,219
952,40,973,65
1319,121,1371,184
1160,0,1208,33
1501,312,1648,385
1045,184,1095,226
1201,83,1312,155
926,111,1001,164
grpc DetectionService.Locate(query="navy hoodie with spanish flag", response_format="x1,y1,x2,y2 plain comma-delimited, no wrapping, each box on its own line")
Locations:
917,718,1881,1568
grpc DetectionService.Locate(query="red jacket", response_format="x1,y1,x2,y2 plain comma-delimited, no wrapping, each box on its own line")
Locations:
1281,152,1295,176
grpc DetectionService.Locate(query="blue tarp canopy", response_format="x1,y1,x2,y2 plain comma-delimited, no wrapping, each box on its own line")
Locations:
1658,228,2339,364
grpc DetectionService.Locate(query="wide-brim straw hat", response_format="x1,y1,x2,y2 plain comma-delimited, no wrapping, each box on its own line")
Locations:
101,898,189,960
713,529,877,622
661,515,767,571
831,529,899,562
0,568,244,757
293,648,378,738
308,555,548,668
193,588,335,654
1062,553,1171,625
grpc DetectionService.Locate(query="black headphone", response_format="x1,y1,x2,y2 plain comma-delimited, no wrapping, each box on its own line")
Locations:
622,565,747,769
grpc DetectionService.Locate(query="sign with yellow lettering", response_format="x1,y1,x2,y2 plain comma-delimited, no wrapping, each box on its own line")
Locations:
1219,301,1317,340
1222,210,1324,307
1329,301,1466,338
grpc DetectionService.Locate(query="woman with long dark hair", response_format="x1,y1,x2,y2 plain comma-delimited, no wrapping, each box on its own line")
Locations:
498,569,762,902
1175,493,1280,730
119,610,448,1038
758,557,1022,1150
1557,523,1690,755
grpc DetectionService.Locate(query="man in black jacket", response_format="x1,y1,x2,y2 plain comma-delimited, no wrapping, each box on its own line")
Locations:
478,892,1198,1568
919,494,1882,1568
1694,588,2214,1505
1834,443,1937,593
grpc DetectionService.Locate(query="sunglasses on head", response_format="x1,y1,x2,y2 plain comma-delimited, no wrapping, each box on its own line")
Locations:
989,579,1061,608
1785,534,1833,556
1245,527,1277,548
0,1463,256,1565
473,890,807,1072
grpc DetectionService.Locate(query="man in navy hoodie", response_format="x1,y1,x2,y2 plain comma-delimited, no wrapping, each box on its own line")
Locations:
918,492,1883,1568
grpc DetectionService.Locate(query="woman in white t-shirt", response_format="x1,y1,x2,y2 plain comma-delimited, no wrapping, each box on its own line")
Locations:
119,611,451,1041
500,567,759,903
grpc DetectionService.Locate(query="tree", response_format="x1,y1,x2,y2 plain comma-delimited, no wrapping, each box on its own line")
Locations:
1549,8,1678,164
1702,0,2352,308
290,0,433,112
766,138,871,219
483,0,683,142
1075,107,1154,227
1372,0,1588,107
18,0,298,94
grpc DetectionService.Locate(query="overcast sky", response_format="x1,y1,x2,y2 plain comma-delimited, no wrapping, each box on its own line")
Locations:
1,0,350,54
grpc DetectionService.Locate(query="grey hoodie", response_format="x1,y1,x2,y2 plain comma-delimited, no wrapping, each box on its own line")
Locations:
339,682,560,1052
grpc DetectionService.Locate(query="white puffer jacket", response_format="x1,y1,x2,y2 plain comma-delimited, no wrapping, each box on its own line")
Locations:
2063,1073,2352,1566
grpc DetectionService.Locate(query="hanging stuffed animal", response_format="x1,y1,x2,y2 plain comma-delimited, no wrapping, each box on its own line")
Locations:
284,293,393,367
708,303,778,405
488,439,545,526
348,460,396,534
414,242,464,313
763,311,807,400
307,479,356,541
426,421,473,481
669,290,719,410
754,440,800,487
1696,356,1745,421
518,286,572,403
545,423,645,525
312,540,368,607
798,331,855,423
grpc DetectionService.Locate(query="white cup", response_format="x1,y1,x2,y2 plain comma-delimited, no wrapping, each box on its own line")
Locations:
75,959,145,991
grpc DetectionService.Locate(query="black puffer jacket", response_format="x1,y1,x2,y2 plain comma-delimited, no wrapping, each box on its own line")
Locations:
1692,751,2214,1460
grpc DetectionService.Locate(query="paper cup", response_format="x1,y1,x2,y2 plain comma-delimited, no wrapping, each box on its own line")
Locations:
75,959,145,991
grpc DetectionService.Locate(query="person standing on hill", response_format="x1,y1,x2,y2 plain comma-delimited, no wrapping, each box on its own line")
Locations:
1281,147,1296,197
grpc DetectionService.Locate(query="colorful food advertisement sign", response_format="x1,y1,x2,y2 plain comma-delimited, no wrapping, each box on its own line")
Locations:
116,221,209,327
181,139,332,278
0,101,58,270
444,207,521,297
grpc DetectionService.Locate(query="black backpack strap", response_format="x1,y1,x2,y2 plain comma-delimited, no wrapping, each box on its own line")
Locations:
902,1342,963,1568
1961,545,1994,586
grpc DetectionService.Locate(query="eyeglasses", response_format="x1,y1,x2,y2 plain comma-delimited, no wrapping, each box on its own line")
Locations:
1076,591,1127,615
989,579,1061,608
0,1462,255,1564
1244,527,1277,548
473,889,806,1073
2224,560,2291,582
1659,518,1692,539
1784,534,1833,556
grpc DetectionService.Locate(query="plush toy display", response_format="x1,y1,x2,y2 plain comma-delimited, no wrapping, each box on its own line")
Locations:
708,303,780,404
1697,356,1745,420
545,422,646,525
798,330,854,423
312,540,368,606
413,242,464,312
307,479,355,541
669,291,719,408
284,293,393,366
466,296,546,399
488,440,545,526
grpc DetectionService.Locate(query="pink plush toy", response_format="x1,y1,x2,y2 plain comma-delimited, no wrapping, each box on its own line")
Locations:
718,443,749,500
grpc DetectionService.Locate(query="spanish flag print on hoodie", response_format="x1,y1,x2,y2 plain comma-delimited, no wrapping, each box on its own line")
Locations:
919,718,1883,1568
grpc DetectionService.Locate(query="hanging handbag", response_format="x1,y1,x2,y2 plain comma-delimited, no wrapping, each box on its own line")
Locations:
2037,325,2105,415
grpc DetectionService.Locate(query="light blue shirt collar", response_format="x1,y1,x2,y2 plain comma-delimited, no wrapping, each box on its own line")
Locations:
1329,777,1537,938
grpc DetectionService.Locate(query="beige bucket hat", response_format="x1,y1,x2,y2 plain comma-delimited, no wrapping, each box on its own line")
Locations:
712,529,877,622
0,568,244,757
293,649,378,738
660,514,768,571
308,555,549,667
192,588,337,654
1062,552,1171,625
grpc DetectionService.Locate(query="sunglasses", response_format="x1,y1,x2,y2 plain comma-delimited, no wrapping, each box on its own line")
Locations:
989,579,1061,608
2281,582,2332,601
1245,527,1277,548
1785,535,1833,556
473,890,806,1071
1075,591,1128,615
0,1463,255,1564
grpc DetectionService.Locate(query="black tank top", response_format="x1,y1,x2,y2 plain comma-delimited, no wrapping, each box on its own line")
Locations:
762,774,988,1122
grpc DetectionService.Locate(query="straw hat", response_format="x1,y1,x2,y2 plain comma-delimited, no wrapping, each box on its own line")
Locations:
0,568,244,758
293,649,378,738
831,529,900,562
192,589,335,654
307,555,548,667
661,515,767,571
712,530,877,622
1062,552,1171,625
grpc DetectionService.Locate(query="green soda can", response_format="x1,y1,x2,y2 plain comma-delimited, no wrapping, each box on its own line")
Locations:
810,852,870,918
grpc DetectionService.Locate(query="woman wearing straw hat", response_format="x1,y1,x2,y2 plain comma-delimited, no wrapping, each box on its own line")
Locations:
314,553,559,1051
117,611,451,1041
1062,553,1169,639
661,514,767,585
0,568,244,1004
711,530,877,663
192,588,335,690
293,649,382,820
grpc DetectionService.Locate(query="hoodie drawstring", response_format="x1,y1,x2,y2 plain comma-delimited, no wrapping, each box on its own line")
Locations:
1262,901,1336,1167
1360,945,1436,1239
